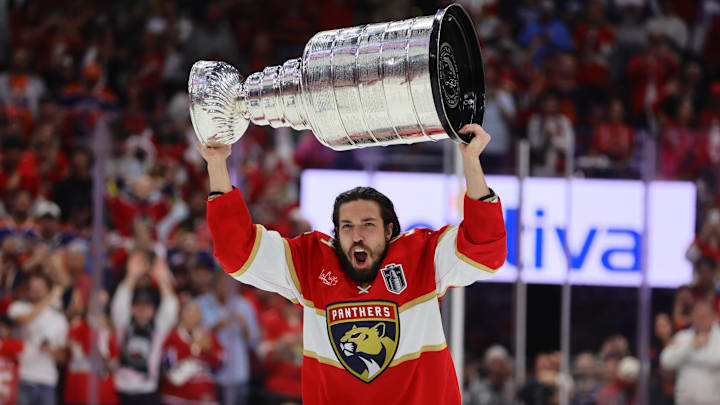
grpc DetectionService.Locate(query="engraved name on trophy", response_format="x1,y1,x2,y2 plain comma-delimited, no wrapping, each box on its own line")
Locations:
188,3,484,150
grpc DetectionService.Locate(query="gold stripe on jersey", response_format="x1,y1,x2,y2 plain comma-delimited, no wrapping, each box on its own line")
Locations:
438,285,453,299
309,300,326,316
292,297,326,316
283,239,303,296
389,343,448,367
454,247,499,274
230,224,263,278
437,225,456,244
399,291,437,313
303,349,343,369
448,222,499,274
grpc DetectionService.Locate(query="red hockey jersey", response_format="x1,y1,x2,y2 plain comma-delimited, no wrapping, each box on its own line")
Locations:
64,318,119,405
207,189,507,405
0,338,23,405
159,328,223,405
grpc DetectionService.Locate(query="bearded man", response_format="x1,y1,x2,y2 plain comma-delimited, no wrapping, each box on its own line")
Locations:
200,124,507,405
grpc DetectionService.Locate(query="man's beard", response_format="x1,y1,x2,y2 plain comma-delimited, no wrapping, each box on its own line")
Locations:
334,241,389,284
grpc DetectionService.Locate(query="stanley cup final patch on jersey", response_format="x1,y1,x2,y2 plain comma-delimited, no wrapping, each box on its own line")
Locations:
326,300,399,383
381,263,407,294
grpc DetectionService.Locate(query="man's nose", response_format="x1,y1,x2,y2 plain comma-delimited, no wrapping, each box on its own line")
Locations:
352,228,364,243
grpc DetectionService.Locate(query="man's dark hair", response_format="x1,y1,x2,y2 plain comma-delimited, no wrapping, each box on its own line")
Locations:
332,187,401,240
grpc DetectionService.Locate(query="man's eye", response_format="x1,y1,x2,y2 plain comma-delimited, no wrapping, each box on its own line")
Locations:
342,224,352,229
364,223,374,227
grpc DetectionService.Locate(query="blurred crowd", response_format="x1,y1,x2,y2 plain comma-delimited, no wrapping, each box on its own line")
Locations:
0,0,719,405
462,258,720,405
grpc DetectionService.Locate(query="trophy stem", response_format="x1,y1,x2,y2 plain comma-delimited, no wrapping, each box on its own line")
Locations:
241,58,311,131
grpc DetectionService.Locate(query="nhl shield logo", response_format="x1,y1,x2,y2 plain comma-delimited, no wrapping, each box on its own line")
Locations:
381,264,407,294
326,300,399,383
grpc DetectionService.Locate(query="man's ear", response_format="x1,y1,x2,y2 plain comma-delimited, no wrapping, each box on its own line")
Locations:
385,223,393,241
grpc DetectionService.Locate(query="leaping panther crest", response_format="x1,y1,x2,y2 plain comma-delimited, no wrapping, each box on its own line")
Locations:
327,301,400,383
339,323,397,380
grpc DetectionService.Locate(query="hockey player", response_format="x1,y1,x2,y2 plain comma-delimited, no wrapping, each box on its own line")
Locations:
199,124,507,404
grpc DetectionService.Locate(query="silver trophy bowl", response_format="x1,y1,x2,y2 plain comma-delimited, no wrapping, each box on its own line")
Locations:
189,3,484,150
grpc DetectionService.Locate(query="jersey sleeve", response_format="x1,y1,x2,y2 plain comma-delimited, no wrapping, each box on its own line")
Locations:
207,188,304,304
434,193,507,296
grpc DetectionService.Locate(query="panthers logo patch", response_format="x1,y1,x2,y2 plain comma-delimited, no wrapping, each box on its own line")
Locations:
326,300,399,383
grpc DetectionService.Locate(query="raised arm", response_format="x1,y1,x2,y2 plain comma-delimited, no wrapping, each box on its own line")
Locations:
197,142,232,194
198,142,304,304
434,125,507,295
9,284,65,326
458,124,492,199
111,251,148,336
151,257,179,337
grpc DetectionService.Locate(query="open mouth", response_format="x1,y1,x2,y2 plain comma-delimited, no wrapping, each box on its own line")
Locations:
352,248,368,267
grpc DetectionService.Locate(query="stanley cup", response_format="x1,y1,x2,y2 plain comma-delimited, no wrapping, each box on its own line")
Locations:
188,3,484,150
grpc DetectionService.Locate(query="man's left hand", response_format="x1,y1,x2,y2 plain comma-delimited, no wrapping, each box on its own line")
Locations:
458,124,491,169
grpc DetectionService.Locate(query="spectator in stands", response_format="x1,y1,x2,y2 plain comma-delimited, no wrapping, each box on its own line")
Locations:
183,6,242,70
105,132,150,192
0,138,40,197
20,201,66,279
649,313,675,405
594,356,640,405
0,236,24,303
615,0,646,53
186,253,216,298
108,174,170,238
160,300,223,405
258,299,302,404
673,285,697,330
53,147,92,226
464,345,514,405
660,100,700,179
57,240,92,314
579,98,635,177
0,47,45,118
24,123,68,198
8,273,68,405
626,31,679,120
687,208,720,263
661,301,720,405
571,352,598,405
646,0,689,52
516,352,563,405
528,92,575,176
0,315,23,405
481,62,516,173
63,289,119,405
689,256,719,310
673,256,719,329
111,250,178,405
597,334,630,389
31,200,72,249
518,0,572,66
197,273,260,405
574,0,615,59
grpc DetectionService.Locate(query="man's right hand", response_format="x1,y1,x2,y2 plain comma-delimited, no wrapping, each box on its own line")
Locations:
198,141,233,193
197,141,232,164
